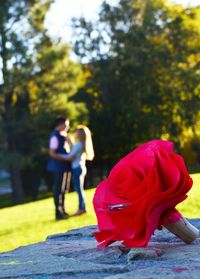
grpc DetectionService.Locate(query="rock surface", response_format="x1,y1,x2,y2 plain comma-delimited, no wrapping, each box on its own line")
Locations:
1,219,200,278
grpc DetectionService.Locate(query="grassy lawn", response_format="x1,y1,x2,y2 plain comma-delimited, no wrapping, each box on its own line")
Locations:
176,172,200,217
0,188,97,253
0,173,200,253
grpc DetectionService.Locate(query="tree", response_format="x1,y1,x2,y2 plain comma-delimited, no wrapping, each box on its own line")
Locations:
0,0,86,204
72,0,200,164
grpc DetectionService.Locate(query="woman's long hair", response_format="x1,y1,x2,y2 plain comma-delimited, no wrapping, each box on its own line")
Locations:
77,125,94,161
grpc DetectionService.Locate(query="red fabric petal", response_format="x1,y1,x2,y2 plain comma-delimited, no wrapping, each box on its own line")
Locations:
93,140,192,248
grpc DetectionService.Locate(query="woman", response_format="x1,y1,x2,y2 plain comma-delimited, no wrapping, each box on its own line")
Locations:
61,125,94,216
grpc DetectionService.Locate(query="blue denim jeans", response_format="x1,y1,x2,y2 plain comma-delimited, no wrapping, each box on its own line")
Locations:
72,166,87,210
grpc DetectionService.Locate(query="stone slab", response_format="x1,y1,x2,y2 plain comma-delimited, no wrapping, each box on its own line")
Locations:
0,220,200,278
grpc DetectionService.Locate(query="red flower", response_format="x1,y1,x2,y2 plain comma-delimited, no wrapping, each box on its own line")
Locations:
93,140,192,248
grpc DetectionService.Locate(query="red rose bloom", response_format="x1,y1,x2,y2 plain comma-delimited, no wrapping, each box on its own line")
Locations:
93,140,192,248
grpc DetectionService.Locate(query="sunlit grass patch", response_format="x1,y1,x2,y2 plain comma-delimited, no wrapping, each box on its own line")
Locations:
0,188,97,253
177,173,200,217
0,173,200,253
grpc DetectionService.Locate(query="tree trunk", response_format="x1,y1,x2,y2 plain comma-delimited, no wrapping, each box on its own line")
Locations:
0,5,25,204
6,127,25,204
10,163,25,204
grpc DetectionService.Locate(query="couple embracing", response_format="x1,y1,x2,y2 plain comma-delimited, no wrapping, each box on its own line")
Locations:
48,116,94,220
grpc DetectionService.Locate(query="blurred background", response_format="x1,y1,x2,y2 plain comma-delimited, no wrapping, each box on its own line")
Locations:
0,0,200,252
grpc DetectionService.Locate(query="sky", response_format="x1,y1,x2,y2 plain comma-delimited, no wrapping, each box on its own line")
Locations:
45,0,200,43
45,0,118,42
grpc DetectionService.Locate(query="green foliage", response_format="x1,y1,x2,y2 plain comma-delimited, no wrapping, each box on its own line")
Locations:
0,1,87,203
72,0,200,163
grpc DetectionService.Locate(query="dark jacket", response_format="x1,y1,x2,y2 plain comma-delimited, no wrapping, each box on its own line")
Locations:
47,130,71,172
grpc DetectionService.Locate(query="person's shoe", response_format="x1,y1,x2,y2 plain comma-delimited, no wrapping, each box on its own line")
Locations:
73,209,87,216
63,211,70,218
56,212,68,220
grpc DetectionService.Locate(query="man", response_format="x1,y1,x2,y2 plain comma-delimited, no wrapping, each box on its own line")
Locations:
47,116,72,220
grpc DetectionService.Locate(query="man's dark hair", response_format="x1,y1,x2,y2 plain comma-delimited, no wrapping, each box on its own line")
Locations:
54,116,67,128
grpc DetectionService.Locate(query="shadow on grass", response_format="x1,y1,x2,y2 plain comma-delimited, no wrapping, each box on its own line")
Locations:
0,191,53,209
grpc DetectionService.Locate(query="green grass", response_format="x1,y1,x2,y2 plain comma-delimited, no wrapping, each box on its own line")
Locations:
0,173,200,253
177,172,200,217
0,188,97,253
